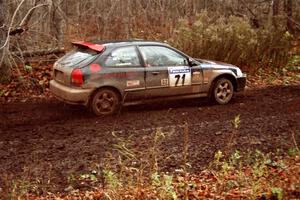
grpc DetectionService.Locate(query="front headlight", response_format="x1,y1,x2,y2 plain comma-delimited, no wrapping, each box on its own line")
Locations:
236,68,243,77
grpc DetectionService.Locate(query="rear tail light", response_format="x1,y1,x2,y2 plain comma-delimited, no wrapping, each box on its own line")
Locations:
71,68,84,86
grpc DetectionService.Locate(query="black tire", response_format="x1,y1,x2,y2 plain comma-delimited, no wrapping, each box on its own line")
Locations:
212,78,234,105
90,89,120,116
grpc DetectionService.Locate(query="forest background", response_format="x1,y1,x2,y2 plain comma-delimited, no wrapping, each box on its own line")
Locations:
0,0,300,83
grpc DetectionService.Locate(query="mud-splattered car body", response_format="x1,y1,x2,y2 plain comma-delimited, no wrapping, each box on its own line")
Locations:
50,40,246,115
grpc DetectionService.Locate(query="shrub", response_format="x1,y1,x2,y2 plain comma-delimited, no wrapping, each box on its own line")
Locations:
170,12,292,69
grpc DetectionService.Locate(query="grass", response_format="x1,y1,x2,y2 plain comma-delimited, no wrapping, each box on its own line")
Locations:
3,116,300,199
9,149,298,200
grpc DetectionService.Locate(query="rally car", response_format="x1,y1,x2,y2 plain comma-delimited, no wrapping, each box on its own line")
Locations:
50,40,246,115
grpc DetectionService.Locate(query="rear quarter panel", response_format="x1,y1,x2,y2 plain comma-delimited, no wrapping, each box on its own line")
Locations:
83,65,145,98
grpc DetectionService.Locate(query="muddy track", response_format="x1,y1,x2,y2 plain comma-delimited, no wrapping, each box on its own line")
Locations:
0,85,300,194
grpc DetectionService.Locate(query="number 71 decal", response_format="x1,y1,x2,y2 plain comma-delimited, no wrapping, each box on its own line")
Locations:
168,66,191,87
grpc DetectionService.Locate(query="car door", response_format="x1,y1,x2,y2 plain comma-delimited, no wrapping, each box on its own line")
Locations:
103,46,146,101
138,45,201,98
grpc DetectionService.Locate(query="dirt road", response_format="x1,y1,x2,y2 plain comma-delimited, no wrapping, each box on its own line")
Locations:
0,85,299,194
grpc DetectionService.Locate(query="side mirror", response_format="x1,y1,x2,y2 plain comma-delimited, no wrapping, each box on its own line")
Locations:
188,58,198,67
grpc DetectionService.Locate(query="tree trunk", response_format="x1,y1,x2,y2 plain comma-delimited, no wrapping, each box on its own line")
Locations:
273,0,286,31
0,0,11,83
285,0,294,32
51,0,65,47
124,0,131,39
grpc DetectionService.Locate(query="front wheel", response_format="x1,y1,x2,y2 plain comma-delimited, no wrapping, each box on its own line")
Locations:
90,89,120,116
212,78,234,105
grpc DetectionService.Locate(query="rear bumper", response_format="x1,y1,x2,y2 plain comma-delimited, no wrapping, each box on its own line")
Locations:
236,74,247,91
50,80,93,105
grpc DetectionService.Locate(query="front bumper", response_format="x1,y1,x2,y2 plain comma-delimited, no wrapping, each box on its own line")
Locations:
236,74,247,91
50,80,93,105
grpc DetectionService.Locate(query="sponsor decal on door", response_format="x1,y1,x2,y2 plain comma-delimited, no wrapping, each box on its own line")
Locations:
126,80,140,87
168,66,191,87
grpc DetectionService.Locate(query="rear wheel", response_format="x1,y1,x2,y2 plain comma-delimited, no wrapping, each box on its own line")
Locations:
91,89,120,116
212,78,234,105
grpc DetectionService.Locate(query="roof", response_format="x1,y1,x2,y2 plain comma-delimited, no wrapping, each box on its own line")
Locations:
89,39,169,47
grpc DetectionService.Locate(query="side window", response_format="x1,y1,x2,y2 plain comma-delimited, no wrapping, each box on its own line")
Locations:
139,46,187,67
105,46,140,67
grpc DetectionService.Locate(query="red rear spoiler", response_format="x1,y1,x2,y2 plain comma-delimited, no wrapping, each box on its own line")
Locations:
72,41,105,52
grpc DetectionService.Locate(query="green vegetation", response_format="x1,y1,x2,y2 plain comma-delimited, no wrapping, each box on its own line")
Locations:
3,115,299,199
170,13,293,69
286,55,300,71
6,150,299,199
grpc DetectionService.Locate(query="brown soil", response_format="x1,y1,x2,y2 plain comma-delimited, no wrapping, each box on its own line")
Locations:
0,85,300,196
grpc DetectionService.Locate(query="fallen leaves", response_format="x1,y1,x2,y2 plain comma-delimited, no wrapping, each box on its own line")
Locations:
0,63,52,103
19,155,300,200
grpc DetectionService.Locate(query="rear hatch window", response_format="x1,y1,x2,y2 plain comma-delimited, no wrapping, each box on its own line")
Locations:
58,48,99,68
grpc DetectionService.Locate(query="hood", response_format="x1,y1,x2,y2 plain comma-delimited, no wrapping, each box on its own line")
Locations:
194,58,237,69
194,58,244,77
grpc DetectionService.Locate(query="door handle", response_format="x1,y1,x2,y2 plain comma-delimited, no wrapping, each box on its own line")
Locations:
152,71,159,75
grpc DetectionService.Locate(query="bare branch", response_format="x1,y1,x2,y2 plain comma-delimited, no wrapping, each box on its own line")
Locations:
9,3,49,36
288,17,300,30
0,0,26,50
11,48,65,57
19,3,49,27
239,0,258,18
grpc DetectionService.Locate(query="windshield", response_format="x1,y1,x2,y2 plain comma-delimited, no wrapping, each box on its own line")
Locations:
59,48,98,68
